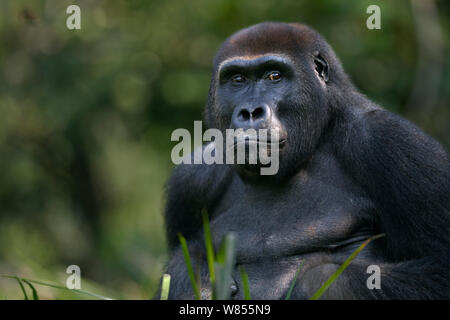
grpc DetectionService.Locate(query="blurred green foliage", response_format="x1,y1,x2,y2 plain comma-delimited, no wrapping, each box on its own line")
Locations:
0,0,448,299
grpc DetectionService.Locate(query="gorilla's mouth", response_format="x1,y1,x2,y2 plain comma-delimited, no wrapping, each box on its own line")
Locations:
233,137,287,149
230,137,286,175
233,138,287,160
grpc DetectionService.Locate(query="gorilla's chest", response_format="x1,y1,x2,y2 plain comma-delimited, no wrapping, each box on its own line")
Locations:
208,159,374,262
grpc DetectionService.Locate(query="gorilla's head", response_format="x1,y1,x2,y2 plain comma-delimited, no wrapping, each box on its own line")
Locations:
205,22,353,181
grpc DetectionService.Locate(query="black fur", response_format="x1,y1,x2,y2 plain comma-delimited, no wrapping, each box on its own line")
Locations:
162,22,450,299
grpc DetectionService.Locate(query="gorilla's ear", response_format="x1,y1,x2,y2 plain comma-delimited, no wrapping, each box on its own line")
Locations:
313,51,329,83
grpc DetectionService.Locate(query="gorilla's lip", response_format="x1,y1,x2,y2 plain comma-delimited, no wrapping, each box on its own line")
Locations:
234,138,287,149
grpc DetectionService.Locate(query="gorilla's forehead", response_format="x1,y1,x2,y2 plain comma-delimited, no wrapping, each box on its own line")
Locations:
214,22,319,67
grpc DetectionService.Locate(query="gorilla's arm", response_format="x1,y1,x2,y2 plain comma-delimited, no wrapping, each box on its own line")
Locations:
164,157,231,251
336,109,450,259
331,109,450,298
303,256,450,299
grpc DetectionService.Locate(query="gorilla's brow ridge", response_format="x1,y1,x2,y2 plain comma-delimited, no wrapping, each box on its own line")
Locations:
216,53,294,76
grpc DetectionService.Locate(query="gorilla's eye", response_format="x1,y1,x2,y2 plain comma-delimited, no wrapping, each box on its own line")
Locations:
267,71,281,81
231,74,246,83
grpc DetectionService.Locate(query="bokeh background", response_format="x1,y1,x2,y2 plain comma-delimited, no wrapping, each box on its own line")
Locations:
0,0,448,299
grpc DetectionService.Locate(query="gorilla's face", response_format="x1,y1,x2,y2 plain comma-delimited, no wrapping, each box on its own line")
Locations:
206,23,333,181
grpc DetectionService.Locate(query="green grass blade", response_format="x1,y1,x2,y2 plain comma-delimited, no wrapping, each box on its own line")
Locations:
178,233,201,300
24,279,113,300
214,233,237,300
309,233,385,300
214,263,225,300
202,209,216,298
195,266,202,299
13,277,29,300
285,260,304,300
160,274,171,300
1,275,113,300
239,266,251,300
22,279,39,300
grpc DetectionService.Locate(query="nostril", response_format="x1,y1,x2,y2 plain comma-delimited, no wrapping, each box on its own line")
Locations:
251,107,264,119
238,109,251,121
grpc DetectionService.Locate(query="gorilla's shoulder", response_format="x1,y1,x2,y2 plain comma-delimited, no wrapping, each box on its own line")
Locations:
166,144,233,206
360,109,448,158
164,144,233,249
337,106,449,167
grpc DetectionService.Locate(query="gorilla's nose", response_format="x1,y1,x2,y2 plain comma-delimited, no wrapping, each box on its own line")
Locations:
232,104,272,130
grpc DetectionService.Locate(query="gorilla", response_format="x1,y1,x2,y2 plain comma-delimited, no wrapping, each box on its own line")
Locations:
162,22,450,299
